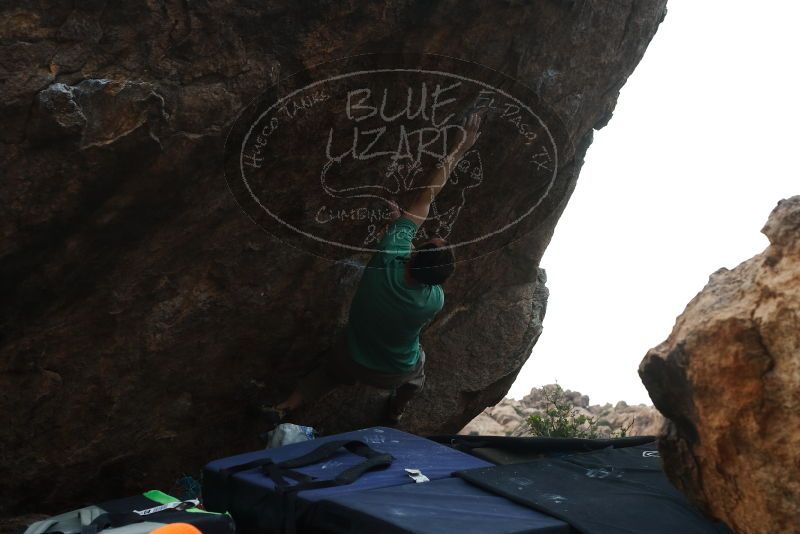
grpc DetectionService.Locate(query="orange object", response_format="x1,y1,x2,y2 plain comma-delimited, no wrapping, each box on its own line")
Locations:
149,523,202,534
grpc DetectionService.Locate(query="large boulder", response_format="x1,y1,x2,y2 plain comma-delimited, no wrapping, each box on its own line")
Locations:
0,0,666,514
640,196,800,533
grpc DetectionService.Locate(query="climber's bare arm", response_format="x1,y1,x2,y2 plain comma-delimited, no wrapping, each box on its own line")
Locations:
374,200,401,242
403,110,484,225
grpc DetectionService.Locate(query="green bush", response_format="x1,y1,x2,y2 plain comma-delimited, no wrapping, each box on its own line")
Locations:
525,384,633,439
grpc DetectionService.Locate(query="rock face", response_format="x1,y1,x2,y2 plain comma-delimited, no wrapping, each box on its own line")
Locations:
640,196,800,534
461,385,664,437
0,0,666,515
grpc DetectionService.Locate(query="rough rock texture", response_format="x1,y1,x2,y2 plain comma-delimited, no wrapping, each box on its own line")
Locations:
640,196,800,534
460,385,664,437
0,0,666,515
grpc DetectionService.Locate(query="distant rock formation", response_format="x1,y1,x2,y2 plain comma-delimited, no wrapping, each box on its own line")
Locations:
461,385,664,437
640,196,800,533
0,0,667,516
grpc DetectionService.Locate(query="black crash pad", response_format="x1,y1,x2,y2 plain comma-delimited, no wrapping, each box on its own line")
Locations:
456,442,732,534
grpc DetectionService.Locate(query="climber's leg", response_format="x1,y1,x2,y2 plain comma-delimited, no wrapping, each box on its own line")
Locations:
386,349,426,422
264,368,337,429
278,364,340,412
274,334,354,414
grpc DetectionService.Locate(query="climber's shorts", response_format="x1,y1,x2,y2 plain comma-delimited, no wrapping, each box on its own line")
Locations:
296,333,426,401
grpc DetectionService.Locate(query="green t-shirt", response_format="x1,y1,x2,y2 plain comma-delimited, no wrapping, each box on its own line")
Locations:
346,217,445,373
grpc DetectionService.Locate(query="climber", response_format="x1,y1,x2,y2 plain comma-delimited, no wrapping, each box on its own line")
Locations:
266,109,485,426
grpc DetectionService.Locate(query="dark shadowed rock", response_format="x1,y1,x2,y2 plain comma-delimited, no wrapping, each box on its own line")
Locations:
0,0,666,515
640,196,800,533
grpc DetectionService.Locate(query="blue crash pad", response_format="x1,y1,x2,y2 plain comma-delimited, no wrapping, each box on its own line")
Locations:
203,427,494,533
308,476,571,534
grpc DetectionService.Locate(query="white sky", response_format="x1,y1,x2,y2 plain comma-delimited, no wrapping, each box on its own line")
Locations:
509,0,799,405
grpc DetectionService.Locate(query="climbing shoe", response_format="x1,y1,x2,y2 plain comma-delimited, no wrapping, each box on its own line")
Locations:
384,391,405,425
259,405,287,432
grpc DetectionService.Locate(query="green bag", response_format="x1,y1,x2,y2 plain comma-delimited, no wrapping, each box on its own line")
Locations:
24,490,234,534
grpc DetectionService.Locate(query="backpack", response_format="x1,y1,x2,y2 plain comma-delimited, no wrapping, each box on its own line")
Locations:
23,490,234,534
